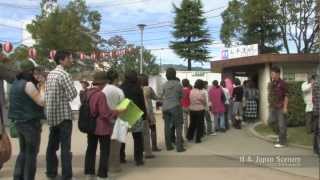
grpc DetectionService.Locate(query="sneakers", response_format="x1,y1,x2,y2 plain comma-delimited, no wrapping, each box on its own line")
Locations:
274,144,286,148
209,132,217,136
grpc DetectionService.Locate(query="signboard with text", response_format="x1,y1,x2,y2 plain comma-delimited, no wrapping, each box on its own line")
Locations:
221,44,258,60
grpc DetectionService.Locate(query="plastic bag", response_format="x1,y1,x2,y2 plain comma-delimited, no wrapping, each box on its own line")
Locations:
111,118,129,143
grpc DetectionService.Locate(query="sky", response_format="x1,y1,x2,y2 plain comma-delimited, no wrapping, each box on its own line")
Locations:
0,0,231,68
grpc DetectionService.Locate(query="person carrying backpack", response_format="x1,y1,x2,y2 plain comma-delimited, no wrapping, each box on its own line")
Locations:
84,71,126,180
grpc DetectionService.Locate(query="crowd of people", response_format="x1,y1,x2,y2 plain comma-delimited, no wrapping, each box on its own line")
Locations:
1,49,319,180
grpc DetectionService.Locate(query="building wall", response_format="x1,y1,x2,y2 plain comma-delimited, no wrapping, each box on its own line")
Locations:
160,71,221,86
258,64,270,124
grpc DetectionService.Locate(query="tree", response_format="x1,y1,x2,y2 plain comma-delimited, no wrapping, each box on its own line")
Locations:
221,0,282,53
276,0,318,53
170,0,211,71
27,0,103,68
221,0,319,54
105,36,160,76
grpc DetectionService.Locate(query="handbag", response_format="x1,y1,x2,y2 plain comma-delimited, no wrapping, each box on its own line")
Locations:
0,131,12,167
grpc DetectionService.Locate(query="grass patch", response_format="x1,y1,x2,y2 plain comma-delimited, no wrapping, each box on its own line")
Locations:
255,124,313,147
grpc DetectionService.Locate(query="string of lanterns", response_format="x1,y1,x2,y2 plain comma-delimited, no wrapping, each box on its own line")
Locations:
1,41,135,61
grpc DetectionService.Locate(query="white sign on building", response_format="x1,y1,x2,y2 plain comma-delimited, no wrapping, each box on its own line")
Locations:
221,44,258,60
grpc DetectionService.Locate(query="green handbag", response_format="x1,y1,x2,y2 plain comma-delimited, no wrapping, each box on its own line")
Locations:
9,122,18,138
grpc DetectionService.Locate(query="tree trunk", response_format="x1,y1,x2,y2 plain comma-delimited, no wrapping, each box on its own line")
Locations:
187,59,192,71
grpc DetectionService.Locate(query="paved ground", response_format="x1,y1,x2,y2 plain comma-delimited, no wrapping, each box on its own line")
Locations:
0,113,319,180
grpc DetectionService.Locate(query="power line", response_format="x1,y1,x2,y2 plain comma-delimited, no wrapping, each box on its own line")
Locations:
89,0,151,8
0,2,39,10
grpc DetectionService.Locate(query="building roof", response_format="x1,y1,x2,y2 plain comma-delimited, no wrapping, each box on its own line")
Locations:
211,53,320,73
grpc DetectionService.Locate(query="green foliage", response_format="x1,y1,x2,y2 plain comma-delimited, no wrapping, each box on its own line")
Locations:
287,81,306,127
221,0,282,53
104,36,160,76
26,0,103,72
170,0,211,70
221,0,318,54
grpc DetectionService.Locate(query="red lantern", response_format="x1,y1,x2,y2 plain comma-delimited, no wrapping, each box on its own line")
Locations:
49,50,56,60
112,51,117,58
80,52,86,60
28,48,37,59
3,41,13,53
91,53,96,60
121,49,126,56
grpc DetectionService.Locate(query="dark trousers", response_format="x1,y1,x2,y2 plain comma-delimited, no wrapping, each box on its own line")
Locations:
163,106,184,151
306,112,316,134
46,120,73,180
120,132,144,163
150,124,159,150
187,110,205,142
14,120,41,180
85,134,110,178
269,108,287,145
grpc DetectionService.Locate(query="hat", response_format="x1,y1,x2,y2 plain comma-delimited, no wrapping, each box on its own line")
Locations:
20,60,35,72
92,71,107,85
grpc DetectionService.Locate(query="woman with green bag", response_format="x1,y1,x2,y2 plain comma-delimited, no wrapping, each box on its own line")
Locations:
8,60,45,180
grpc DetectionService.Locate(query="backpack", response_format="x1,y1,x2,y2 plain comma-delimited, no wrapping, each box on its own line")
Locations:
78,92,97,134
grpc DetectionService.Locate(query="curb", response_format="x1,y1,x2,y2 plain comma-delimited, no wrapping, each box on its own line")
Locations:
249,122,313,150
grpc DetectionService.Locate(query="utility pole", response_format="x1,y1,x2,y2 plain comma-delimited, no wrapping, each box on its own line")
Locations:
137,24,146,74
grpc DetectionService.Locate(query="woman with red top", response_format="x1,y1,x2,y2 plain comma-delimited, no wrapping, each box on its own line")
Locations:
84,71,125,180
181,79,192,138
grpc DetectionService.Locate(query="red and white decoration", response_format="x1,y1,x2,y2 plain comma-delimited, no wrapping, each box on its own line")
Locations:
49,50,56,60
80,52,86,61
2,41,13,53
28,48,37,59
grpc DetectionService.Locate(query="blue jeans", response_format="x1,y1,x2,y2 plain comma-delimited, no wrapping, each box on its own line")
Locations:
14,120,41,180
46,120,73,180
214,112,225,130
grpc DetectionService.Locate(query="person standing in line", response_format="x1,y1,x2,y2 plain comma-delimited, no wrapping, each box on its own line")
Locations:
187,80,206,143
138,74,156,159
161,68,186,152
102,69,126,171
220,80,231,131
79,80,90,103
120,70,147,166
302,75,316,134
202,81,213,136
84,71,125,180
8,61,45,180
45,50,78,180
232,78,244,129
243,80,259,123
209,80,226,132
140,74,162,152
268,66,289,148
181,79,192,138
